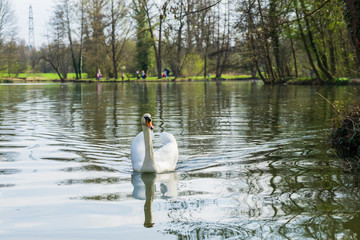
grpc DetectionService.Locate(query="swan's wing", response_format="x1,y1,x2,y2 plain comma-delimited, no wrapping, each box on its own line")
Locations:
131,132,145,172
154,132,178,172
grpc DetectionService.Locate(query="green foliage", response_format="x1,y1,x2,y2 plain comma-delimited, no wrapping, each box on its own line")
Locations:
328,78,350,85
182,53,204,76
134,3,153,74
2,0,360,82
121,40,137,77
331,99,360,159
286,77,351,85
0,72,88,80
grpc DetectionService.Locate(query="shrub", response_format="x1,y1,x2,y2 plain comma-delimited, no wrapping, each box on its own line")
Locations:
331,101,360,159
182,53,204,77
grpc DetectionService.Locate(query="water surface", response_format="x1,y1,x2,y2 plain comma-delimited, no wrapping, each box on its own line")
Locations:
1,81,360,239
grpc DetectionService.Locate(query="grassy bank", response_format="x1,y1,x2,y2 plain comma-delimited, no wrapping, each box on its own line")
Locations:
286,77,351,85
330,99,360,164
2,73,359,85
1,73,253,82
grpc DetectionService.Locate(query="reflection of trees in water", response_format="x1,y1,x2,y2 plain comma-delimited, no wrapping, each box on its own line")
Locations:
245,84,341,146
3,83,360,238
164,221,253,239
160,156,360,239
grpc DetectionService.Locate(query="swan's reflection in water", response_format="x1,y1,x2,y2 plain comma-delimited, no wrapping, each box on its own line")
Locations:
131,172,178,228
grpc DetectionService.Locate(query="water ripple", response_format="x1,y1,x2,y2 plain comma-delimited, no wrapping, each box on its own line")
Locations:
0,82,359,239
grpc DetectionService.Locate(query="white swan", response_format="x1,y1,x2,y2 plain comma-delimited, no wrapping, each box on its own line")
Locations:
131,113,178,173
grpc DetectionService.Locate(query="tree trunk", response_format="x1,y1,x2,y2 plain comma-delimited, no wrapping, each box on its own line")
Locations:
247,0,267,83
203,21,209,79
288,30,298,77
257,0,276,83
111,26,118,79
299,0,332,81
344,0,360,70
142,0,162,78
110,0,118,79
339,28,350,71
67,28,78,79
78,0,86,79
42,56,65,82
65,0,79,79
215,5,221,79
215,40,221,79
295,4,322,82
328,30,336,75
175,21,184,78
249,33,266,82
219,2,231,78
269,0,283,80
157,15,163,79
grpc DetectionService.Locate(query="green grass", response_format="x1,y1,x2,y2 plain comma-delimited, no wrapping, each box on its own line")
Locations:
1,72,89,80
1,72,252,82
122,74,252,81
220,74,252,79
287,77,351,85
329,77,350,85
19,73,60,79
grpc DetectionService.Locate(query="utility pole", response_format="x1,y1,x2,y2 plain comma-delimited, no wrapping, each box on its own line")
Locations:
28,5,35,49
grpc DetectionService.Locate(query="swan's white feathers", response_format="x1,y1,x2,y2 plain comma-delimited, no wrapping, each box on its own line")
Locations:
131,130,178,173
131,132,145,172
153,132,178,172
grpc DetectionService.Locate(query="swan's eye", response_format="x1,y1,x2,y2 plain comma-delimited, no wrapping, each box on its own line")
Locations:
144,116,154,129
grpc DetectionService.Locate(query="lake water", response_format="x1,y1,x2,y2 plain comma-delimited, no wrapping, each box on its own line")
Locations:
1,81,360,239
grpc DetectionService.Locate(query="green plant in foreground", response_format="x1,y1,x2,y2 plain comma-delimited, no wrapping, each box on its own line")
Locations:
330,100,360,159
317,92,360,162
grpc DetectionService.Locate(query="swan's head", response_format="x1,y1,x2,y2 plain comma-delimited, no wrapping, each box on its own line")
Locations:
141,113,154,130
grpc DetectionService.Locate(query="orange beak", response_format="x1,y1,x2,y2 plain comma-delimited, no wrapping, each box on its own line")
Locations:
146,119,154,130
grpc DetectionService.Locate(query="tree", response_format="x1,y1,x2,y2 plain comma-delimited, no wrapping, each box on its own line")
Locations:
0,0,15,45
163,0,220,78
133,0,153,74
139,0,169,79
7,0,359,82
40,44,69,82
0,0,16,72
4,37,19,76
83,0,108,78
294,1,322,82
166,0,187,78
76,0,88,79
299,0,332,81
104,0,128,79
57,0,81,79
344,0,360,71
214,1,231,79
42,5,71,81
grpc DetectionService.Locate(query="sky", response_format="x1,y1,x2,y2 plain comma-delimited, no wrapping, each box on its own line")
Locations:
12,0,55,47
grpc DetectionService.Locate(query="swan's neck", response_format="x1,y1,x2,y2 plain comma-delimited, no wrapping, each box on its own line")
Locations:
140,126,157,172
142,173,156,228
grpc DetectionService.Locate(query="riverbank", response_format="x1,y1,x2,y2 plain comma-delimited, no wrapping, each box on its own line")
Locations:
2,74,360,85
286,77,358,85
0,74,255,83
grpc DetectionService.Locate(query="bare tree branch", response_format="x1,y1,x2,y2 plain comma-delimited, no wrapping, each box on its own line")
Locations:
175,0,222,19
